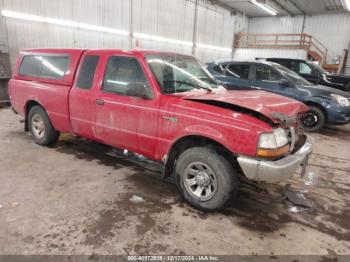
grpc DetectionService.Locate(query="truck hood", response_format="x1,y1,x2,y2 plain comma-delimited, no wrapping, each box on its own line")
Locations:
183,90,308,124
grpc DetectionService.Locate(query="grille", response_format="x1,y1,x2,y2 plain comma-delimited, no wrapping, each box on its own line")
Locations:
291,134,307,154
286,124,304,154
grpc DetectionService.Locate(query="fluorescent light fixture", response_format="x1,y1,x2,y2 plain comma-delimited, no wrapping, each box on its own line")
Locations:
1,10,129,36
343,0,350,11
1,9,232,52
196,43,232,52
250,0,277,16
133,32,193,46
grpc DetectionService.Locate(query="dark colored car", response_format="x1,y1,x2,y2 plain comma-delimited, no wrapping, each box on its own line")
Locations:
266,58,350,92
207,60,350,132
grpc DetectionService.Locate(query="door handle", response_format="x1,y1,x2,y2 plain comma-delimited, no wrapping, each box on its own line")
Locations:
95,99,104,106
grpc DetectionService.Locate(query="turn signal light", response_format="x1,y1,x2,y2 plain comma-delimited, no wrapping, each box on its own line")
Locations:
257,144,290,158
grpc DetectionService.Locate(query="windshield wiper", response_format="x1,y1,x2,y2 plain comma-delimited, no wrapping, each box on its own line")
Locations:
166,80,213,93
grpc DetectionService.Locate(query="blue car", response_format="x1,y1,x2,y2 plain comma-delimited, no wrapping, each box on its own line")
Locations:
207,60,350,132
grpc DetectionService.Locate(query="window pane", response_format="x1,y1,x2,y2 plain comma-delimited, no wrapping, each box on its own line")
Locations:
76,55,99,89
103,56,148,96
19,56,42,78
256,66,283,81
19,55,70,80
299,63,312,75
226,64,250,79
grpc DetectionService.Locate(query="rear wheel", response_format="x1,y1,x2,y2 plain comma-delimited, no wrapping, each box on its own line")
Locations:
301,105,326,132
175,146,239,211
28,106,60,146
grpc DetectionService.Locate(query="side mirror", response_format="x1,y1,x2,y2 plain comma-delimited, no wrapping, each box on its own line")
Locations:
279,79,290,87
126,82,153,99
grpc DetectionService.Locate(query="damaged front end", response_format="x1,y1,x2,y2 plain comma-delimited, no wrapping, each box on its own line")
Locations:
237,111,313,183
184,93,313,183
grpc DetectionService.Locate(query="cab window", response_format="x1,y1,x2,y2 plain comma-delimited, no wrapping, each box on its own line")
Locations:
76,55,99,89
102,56,149,96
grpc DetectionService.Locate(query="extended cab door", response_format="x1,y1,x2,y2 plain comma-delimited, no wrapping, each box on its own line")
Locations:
69,52,101,140
91,52,160,158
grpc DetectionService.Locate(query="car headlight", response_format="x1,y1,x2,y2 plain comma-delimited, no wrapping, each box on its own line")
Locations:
257,128,289,158
331,94,350,107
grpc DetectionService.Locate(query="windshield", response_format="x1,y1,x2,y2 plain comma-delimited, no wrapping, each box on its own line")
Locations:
146,54,222,94
273,63,313,86
307,62,329,74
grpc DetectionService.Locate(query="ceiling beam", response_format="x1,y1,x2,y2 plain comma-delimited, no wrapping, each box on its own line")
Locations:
282,0,305,15
269,0,294,16
207,0,239,15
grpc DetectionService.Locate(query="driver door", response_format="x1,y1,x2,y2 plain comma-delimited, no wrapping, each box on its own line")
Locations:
252,64,297,99
92,54,159,156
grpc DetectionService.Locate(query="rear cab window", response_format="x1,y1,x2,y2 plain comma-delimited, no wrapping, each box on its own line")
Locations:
15,49,84,86
19,55,70,80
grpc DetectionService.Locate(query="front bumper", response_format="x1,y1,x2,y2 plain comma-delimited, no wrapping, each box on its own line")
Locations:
326,105,350,125
237,138,313,183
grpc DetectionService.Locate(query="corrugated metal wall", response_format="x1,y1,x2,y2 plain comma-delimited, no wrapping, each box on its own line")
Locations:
303,13,350,65
0,0,246,66
0,0,8,53
247,13,350,74
248,16,304,34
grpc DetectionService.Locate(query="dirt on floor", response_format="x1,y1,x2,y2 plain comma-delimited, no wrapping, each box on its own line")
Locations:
0,107,350,256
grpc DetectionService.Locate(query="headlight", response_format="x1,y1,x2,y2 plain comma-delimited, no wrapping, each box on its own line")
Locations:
331,94,350,107
257,128,289,158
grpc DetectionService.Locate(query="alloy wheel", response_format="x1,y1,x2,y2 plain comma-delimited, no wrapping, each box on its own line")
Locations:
183,162,218,201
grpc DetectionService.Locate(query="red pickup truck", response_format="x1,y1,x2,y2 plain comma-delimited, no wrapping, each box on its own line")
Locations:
9,49,313,211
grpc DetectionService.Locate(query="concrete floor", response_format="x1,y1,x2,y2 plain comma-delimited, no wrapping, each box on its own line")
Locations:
0,107,350,256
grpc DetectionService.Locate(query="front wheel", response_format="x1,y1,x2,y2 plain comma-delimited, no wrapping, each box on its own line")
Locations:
301,105,326,132
28,106,60,146
175,146,239,211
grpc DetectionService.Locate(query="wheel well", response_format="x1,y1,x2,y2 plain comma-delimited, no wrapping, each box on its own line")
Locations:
304,101,328,122
163,135,237,178
24,100,42,131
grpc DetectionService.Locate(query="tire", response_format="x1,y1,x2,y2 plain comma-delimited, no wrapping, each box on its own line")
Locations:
301,105,326,132
175,146,239,212
28,105,60,146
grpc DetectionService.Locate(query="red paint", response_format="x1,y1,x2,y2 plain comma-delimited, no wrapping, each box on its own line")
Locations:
9,48,309,161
